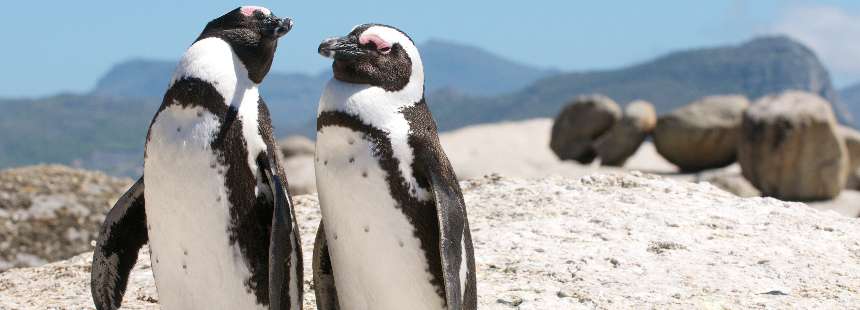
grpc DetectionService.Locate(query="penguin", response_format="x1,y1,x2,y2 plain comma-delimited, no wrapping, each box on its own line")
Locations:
312,24,477,310
90,6,302,310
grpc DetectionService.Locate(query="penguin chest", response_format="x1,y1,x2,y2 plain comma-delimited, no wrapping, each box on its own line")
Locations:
144,105,265,310
316,126,445,310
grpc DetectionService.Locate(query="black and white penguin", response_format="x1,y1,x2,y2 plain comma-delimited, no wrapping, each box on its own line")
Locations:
312,24,477,310
90,6,302,310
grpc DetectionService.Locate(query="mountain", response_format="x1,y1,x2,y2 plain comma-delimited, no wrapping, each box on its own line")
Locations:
841,83,860,124
86,39,554,136
428,36,849,130
0,36,846,176
91,59,176,98
0,95,158,176
420,39,557,96
90,39,555,99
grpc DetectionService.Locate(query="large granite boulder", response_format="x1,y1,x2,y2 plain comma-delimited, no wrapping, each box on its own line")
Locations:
653,95,750,172
550,95,621,163
278,135,315,158
277,136,317,194
0,165,132,271
738,91,848,201
4,174,860,309
839,126,860,189
594,100,657,166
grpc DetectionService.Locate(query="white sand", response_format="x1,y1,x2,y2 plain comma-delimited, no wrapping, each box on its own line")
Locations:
439,118,676,181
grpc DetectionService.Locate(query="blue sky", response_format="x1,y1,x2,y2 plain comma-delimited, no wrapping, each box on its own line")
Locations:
2,1,859,97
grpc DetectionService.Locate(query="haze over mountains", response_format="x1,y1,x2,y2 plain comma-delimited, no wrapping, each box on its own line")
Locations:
0,36,855,176
429,36,850,130
841,82,860,123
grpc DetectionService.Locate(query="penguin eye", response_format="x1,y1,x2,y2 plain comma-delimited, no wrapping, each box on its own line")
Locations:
378,46,391,54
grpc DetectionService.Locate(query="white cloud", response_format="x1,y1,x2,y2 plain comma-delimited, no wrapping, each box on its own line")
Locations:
768,5,860,85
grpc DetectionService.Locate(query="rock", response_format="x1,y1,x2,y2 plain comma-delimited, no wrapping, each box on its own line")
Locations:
549,95,621,163
0,165,132,271
653,95,750,172
806,190,860,218
695,165,761,198
839,126,860,190
705,173,760,198
283,155,316,195
840,126,860,169
594,100,657,166
3,173,860,309
437,118,676,181
278,135,315,158
738,91,848,201
275,136,317,194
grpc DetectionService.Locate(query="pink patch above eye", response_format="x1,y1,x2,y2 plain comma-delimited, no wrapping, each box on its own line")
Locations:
240,6,271,16
359,34,391,52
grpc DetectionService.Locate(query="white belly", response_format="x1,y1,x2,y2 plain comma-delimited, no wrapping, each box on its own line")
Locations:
316,126,445,310
144,105,264,310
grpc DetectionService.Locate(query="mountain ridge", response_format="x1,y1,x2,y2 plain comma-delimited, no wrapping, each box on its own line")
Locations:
0,35,847,176
88,38,557,99
840,82,860,126
428,35,849,130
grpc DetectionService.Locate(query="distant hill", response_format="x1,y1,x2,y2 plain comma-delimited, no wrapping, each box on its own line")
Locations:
90,39,554,99
428,36,850,130
87,39,554,136
421,39,557,96
0,35,848,176
0,95,158,176
91,59,176,98
841,83,860,125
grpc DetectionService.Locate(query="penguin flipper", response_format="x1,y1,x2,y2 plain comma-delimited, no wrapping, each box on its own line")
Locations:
419,148,478,310
312,221,340,310
259,153,301,310
91,177,148,310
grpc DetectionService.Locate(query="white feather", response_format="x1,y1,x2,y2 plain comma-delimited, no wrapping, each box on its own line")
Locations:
145,105,264,310
316,126,446,310
316,25,453,309
144,36,277,309
360,26,424,103
170,37,267,187
290,226,301,310
317,79,430,201
460,237,468,298
316,27,429,200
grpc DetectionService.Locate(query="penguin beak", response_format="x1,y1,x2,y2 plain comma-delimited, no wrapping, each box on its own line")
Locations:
270,17,293,38
318,36,364,60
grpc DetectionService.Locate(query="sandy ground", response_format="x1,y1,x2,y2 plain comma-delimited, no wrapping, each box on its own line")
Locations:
442,118,859,217
440,118,676,180
284,118,677,196
283,118,860,217
2,173,858,309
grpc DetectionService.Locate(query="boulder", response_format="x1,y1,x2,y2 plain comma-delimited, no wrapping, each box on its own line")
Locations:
283,155,317,195
550,95,621,163
839,126,860,189
653,95,750,172
278,135,315,158
274,136,317,194
807,190,860,218
594,100,657,166
738,91,848,201
4,174,860,309
698,167,761,198
0,165,132,271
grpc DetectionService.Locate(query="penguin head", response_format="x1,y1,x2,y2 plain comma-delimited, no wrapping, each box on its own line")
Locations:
196,6,293,83
318,24,424,94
